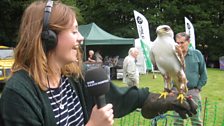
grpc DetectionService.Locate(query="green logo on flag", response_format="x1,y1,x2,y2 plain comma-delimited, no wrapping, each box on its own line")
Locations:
140,39,153,70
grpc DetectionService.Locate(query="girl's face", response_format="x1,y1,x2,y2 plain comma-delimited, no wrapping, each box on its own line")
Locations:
55,19,84,65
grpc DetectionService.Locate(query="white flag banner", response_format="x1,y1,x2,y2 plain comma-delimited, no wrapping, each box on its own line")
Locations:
134,10,151,41
185,17,196,49
134,10,154,71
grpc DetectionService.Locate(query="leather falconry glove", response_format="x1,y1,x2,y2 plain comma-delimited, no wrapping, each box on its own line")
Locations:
141,93,198,119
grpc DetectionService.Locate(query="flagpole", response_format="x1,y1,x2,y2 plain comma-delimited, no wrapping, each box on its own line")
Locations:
152,65,156,79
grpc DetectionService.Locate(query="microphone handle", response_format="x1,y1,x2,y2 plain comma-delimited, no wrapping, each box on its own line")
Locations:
95,95,106,109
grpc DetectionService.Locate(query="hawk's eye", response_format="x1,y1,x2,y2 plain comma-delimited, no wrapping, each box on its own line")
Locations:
164,27,169,31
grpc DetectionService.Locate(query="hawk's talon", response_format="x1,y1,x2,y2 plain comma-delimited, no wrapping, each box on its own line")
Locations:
159,91,169,99
177,93,185,104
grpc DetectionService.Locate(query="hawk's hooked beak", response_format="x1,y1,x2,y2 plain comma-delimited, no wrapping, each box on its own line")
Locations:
156,29,162,34
157,28,166,34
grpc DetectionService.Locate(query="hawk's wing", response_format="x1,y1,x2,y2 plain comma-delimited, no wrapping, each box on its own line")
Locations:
149,46,156,66
173,42,185,70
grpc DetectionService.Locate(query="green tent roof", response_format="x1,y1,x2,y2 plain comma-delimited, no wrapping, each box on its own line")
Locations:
79,23,134,45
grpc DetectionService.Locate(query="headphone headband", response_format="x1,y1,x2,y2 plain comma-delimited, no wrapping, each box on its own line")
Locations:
41,0,57,53
43,1,53,31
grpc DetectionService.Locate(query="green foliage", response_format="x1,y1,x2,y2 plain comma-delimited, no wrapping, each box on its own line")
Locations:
0,0,223,61
0,0,82,46
76,0,224,61
0,0,32,46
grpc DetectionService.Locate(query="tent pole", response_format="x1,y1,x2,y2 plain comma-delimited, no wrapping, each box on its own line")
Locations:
84,41,87,61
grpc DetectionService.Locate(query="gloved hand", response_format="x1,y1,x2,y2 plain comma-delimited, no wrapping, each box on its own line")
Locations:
141,93,197,119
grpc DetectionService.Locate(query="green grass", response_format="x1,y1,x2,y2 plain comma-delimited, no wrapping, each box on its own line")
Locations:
1,68,223,125
112,68,224,126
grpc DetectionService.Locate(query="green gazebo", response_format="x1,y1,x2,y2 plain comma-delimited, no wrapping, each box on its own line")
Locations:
79,23,134,60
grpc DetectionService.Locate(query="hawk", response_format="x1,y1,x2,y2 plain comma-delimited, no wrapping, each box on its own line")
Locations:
150,25,188,103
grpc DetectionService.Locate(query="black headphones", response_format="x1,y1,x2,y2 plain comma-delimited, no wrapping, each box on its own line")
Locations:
41,0,57,53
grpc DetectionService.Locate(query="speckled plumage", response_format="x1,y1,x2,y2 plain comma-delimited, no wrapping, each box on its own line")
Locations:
150,25,187,100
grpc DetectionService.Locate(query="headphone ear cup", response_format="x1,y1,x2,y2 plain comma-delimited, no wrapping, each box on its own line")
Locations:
41,29,57,52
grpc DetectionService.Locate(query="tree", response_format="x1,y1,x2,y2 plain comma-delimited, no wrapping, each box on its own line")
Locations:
0,0,30,46
0,0,223,63
76,0,224,62
0,0,81,47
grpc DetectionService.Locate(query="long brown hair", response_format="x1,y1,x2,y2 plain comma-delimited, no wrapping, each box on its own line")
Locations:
12,1,83,90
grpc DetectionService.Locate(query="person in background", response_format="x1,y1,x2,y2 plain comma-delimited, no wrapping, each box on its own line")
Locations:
123,47,139,87
88,50,96,62
95,50,103,63
173,32,207,126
